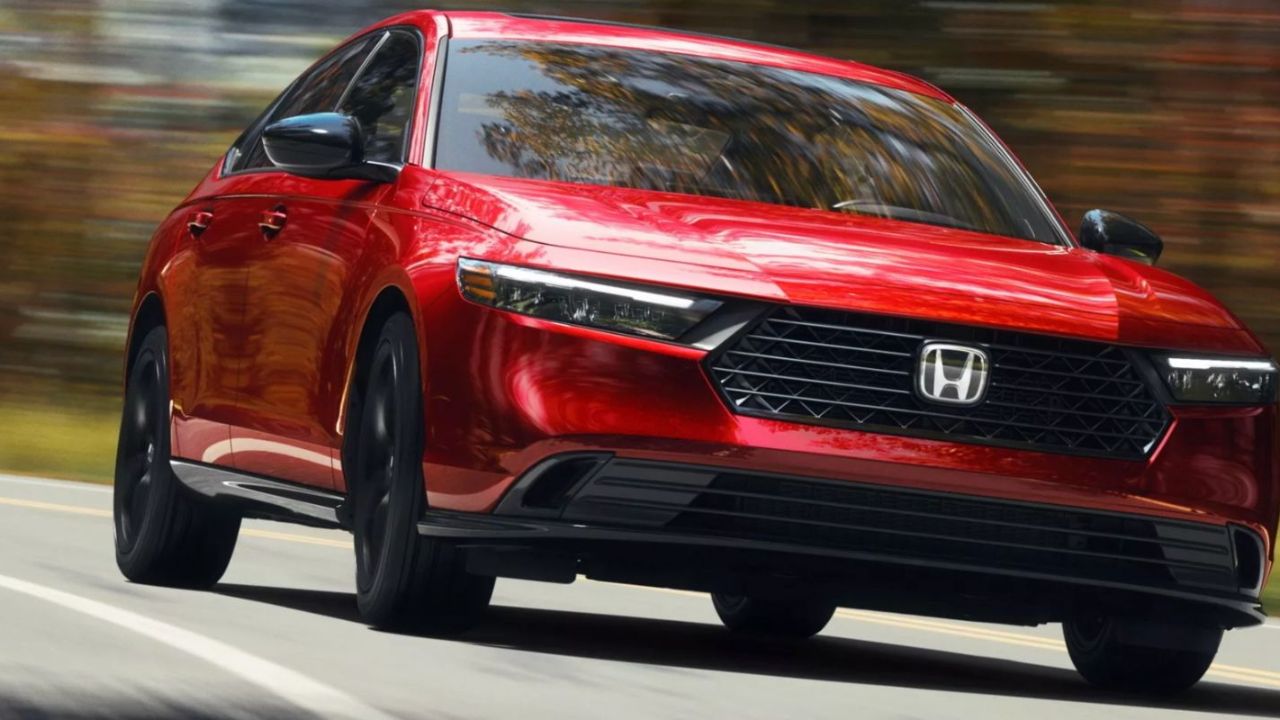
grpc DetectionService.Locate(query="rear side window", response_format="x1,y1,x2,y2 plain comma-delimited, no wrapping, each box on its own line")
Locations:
229,37,375,173
338,31,421,164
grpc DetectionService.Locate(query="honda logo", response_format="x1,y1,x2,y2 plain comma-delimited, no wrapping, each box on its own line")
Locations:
916,342,990,406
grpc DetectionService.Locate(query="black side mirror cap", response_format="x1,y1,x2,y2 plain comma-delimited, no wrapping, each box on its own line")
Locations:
1078,209,1163,266
262,112,399,183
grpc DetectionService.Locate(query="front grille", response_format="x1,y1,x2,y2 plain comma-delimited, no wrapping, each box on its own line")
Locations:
709,306,1169,459
561,459,1238,594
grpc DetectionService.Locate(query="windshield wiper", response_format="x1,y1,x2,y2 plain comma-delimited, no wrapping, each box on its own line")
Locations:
831,200,982,233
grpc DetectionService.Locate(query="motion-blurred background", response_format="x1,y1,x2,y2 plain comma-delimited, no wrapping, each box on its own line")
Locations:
0,0,1276,565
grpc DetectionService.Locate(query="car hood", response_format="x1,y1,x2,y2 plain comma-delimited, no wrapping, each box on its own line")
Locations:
424,172,1260,353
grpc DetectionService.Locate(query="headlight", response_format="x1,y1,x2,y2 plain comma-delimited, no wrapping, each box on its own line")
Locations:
1154,355,1278,404
457,258,723,342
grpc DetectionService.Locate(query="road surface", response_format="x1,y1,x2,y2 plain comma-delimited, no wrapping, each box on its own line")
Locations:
0,473,1276,719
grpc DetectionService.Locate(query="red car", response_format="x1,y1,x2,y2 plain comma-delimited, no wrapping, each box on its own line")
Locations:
114,11,1276,694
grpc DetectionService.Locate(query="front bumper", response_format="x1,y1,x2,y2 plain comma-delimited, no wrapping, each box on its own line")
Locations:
420,289,1277,625
421,454,1267,627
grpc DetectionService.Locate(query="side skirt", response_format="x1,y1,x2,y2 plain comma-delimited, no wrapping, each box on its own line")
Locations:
170,459,347,530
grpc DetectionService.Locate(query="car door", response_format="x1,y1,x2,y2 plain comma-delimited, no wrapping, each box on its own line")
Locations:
176,32,377,478
167,196,254,466
232,29,423,489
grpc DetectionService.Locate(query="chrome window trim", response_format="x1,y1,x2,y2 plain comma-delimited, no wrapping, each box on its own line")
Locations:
423,34,450,169
335,30,391,111
956,104,1074,247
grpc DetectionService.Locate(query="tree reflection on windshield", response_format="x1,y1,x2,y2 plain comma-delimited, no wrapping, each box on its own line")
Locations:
436,40,1067,244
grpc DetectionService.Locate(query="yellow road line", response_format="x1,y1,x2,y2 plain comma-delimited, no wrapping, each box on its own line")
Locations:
241,528,351,549
0,495,349,548
0,496,110,517
591,581,1280,688
1209,668,1280,688
839,609,1064,650
838,609,1280,687
842,609,1065,646
4,493,1279,688
842,612,1280,685
1212,662,1280,682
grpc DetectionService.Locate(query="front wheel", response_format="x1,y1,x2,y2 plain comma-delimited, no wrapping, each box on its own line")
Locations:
349,313,493,633
113,326,240,587
711,590,836,639
1063,612,1222,694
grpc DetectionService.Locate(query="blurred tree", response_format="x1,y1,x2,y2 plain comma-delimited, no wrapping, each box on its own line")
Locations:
0,0,1277,460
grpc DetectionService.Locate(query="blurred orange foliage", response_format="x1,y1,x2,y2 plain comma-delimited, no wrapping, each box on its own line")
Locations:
0,0,1277,414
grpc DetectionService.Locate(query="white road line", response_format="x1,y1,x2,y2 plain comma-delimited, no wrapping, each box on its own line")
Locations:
0,474,110,493
0,573,397,720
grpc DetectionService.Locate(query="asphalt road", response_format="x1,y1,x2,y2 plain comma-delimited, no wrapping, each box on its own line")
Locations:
1,474,1278,720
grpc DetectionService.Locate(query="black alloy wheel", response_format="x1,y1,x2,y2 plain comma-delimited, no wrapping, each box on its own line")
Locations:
113,326,240,587
711,590,836,639
350,313,493,632
114,341,163,553
1063,610,1222,694
354,337,401,596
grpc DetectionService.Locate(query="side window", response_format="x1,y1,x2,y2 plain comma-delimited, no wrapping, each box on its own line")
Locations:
338,31,421,164
228,36,375,173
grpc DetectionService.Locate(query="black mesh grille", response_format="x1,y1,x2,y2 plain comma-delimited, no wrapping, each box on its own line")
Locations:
709,306,1169,459
663,472,1235,591
563,460,1239,594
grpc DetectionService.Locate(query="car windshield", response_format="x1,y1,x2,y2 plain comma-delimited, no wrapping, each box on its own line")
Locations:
435,40,1068,245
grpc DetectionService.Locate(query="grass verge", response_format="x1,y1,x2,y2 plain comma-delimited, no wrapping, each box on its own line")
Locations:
0,404,117,484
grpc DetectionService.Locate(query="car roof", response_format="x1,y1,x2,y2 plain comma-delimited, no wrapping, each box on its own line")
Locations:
372,10,953,102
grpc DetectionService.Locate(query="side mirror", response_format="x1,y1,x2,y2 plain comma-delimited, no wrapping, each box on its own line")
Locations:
261,112,398,183
1078,209,1163,266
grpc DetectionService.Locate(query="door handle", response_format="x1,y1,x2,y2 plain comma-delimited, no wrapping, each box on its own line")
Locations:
186,210,213,237
258,206,288,237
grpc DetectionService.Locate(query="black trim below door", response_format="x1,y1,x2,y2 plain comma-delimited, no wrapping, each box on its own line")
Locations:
171,460,346,529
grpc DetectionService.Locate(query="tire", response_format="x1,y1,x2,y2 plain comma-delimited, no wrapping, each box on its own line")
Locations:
1063,612,1222,694
114,326,240,587
349,313,494,633
711,591,836,639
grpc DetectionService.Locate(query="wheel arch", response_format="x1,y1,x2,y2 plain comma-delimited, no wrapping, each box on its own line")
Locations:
125,292,167,379
349,285,417,398
338,280,425,491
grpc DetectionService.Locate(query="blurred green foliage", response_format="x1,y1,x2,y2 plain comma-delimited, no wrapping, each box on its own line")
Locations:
0,1,1276,602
